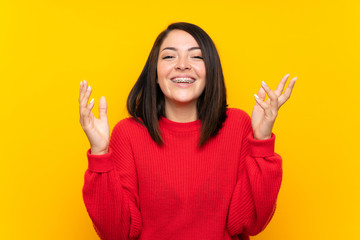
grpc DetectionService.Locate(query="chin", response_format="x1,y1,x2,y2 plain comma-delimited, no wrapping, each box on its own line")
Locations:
169,96,198,106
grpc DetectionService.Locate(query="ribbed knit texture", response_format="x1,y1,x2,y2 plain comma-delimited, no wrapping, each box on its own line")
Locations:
82,108,282,240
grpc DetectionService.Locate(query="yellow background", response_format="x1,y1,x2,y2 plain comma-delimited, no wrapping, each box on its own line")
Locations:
1,0,359,239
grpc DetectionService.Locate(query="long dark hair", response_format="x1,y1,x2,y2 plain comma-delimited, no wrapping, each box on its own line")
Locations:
127,22,227,146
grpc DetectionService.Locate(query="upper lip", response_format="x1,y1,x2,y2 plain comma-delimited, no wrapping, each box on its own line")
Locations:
170,75,196,80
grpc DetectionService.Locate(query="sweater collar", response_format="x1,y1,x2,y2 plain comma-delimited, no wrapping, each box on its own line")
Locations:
159,116,201,132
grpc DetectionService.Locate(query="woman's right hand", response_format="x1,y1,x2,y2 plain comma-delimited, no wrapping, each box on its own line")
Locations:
79,80,110,155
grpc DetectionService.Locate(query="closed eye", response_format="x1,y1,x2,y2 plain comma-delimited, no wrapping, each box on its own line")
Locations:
193,56,203,59
162,56,174,59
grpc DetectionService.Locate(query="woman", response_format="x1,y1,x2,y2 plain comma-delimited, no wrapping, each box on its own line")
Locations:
79,22,296,240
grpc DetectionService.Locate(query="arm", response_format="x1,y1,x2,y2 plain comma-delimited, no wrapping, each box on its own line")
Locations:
227,74,296,236
82,122,142,240
226,121,282,236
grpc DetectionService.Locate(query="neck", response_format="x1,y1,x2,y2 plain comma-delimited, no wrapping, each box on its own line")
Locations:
164,100,198,123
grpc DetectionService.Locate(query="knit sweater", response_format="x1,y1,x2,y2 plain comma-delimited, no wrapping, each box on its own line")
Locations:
82,108,282,240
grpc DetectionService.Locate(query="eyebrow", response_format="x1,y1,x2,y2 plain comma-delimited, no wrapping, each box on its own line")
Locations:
160,47,201,52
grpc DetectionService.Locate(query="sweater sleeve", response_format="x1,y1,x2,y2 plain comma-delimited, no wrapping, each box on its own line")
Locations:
82,121,142,240
226,114,282,237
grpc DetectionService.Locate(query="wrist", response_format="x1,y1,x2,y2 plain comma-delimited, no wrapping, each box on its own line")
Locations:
254,135,272,140
248,133,276,157
253,132,272,140
90,148,108,155
87,148,113,172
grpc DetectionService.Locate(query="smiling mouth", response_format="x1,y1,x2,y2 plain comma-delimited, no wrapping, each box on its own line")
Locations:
171,78,195,84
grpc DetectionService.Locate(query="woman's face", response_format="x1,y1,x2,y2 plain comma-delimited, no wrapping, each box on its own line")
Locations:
157,30,206,108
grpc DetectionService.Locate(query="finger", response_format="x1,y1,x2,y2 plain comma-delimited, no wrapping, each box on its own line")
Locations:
81,98,95,127
254,94,273,116
79,80,88,103
99,96,108,120
86,98,95,122
274,74,290,97
79,85,93,124
79,80,83,102
278,77,297,107
79,80,83,103
257,85,266,100
81,85,92,108
261,81,278,111
79,80,85,119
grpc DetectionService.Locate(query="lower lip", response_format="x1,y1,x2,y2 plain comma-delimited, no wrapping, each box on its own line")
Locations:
171,80,196,88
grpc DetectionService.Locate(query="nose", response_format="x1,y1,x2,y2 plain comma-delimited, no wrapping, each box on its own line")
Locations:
175,56,191,70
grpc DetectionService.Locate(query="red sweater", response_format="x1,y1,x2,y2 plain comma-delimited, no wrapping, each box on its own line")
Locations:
82,108,282,240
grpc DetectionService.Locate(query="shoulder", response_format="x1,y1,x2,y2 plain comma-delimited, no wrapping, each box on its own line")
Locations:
226,108,249,118
210,108,252,144
112,117,147,137
225,108,251,125
218,108,252,137
115,117,143,129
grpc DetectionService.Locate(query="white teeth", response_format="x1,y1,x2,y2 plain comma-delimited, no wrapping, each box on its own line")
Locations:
172,78,195,83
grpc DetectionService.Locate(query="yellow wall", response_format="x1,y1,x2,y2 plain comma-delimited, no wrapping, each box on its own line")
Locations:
1,0,359,239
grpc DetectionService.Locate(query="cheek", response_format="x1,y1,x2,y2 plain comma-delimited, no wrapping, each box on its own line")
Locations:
199,80,206,94
156,66,171,94
157,62,173,78
193,63,206,78
198,65,206,93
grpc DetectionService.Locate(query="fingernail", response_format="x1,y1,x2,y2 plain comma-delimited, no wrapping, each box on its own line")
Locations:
87,85,91,91
285,73,290,77
262,81,267,87
90,98,94,104
293,76,297,81
254,94,259,99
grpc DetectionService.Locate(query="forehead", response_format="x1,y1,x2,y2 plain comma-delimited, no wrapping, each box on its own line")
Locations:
160,30,199,49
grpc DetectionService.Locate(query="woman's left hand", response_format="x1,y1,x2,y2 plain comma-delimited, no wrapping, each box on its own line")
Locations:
251,74,297,140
